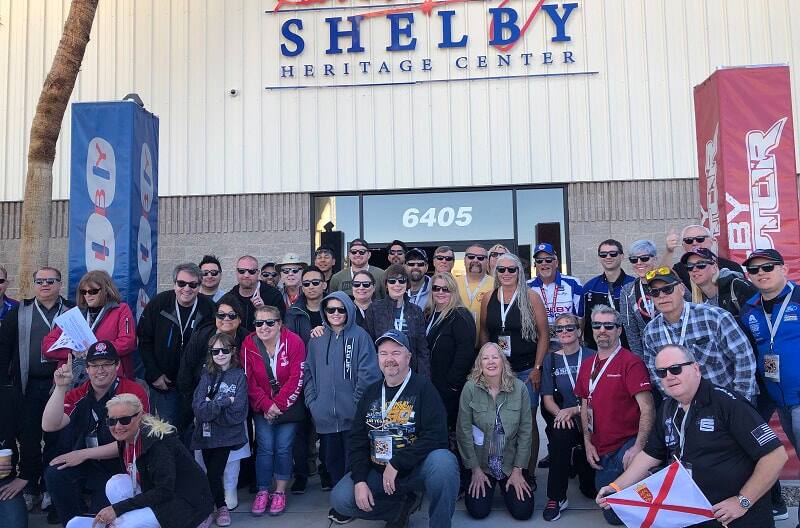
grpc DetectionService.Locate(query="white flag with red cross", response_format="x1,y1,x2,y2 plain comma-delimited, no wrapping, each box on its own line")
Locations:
605,461,716,528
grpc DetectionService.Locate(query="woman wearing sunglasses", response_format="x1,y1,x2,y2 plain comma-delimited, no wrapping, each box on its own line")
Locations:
363,264,431,377
487,244,510,275
240,305,306,516
479,253,549,485
351,269,376,328
619,240,659,358
43,270,136,386
190,333,248,527
64,393,215,528
682,247,756,319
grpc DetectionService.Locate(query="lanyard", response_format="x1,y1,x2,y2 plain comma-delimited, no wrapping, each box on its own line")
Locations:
499,288,518,333
763,284,795,353
540,283,559,319
175,298,198,347
605,276,615,307
407,283,425,306
128,430,141,491
35,299,61,331
426,312,439,336
464,275,489,305
381,369,412,420
638,280,653,318
672,404,691,458
661,303,690,346
560,347,583,391
394,302,406,331
588,345,621,396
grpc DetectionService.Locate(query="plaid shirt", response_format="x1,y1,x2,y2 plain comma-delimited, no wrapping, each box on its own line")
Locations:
642,302,756,400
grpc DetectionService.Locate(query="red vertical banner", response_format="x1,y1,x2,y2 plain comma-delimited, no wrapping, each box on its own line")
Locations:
695,65,799,278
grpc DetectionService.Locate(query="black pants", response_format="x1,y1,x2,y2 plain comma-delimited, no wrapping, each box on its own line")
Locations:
203,446,233,509
293,412,313,478
319,432,350,486
465,475,534,520
546,424,595,501
45,460,114,526
18,378,58,493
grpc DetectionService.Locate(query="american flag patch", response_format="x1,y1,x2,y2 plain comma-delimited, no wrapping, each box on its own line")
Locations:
751,424,778,446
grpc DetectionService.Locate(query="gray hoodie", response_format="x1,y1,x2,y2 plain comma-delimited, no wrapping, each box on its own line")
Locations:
303,291,380,434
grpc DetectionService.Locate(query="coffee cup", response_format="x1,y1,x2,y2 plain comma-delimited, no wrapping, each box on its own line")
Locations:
0,448,13,479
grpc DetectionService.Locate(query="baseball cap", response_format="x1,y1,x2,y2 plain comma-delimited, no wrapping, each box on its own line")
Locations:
533,242,556,257
278,253,308,268
643,267,681,286
405,248,427,262
375,329,411,351
743,249,784,267
86,340,119,363
349,238,370,250
680,247,717,265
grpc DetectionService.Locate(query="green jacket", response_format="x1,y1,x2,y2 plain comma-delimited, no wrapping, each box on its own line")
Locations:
456,378,532,478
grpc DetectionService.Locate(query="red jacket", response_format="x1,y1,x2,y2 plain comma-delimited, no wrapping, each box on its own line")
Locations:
240,327,305,414
42,303,137,379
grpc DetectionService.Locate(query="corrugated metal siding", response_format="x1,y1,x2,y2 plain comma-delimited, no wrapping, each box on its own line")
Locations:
0,0,798,200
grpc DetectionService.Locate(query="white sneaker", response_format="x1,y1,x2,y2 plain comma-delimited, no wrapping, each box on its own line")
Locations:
224,488,238,510
40,491,52,511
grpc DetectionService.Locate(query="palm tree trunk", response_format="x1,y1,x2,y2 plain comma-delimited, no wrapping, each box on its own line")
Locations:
19,0,99,297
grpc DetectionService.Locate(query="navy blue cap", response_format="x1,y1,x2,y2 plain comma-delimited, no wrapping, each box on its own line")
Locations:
743,249,784,267
375,330,411,351
405,248,427,262
534,242,556,256
680,247,717,265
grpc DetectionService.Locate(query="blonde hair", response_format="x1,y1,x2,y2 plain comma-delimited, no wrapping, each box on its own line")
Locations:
492,253,538,342
468,342,516,393
106,393,176,440
423,272,465,324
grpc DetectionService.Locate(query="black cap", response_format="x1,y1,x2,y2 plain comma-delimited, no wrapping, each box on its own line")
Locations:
405,248,427,262
86,340,119,363
349,238,370,250
743,249,784,267
680,247,717,265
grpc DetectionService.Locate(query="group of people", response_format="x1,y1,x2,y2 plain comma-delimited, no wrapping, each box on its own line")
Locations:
0,224,795,528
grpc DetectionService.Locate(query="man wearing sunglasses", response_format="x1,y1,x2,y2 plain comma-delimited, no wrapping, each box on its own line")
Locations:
597,344,787,528
226,255,285,331
581,239,634,351
641,267,756,404
405,248,431,309
664,224,744,288
387,240,407,266
199,254,225,302
277,253,309,310
0,265,19,327
458,244,494,337
432,246,456,274
42,341,149,526
259,262,279,288
329,238,387,300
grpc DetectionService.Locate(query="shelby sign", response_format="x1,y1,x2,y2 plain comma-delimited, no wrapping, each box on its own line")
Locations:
266,0,583,88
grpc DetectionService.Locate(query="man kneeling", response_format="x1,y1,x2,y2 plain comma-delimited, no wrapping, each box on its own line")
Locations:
331,330,459,528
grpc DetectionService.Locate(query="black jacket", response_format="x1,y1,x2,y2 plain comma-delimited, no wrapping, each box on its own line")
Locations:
426,307,477,395
674,255,742,289
284,295,314,346
137,291,215,384
363,297,431,378
113,426,213,528
227,283,285,332
715,269,758,318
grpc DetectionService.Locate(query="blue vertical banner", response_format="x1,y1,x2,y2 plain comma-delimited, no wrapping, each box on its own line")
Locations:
69,101,159,321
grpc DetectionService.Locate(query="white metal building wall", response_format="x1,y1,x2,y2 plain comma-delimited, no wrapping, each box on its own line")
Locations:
0,0,798,200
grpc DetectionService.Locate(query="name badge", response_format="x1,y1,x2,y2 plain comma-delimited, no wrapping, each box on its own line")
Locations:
764,354,780,382
587,405,594,434
370,430,393,464
498,335,512,357
85,433,99,449
202,422,212,438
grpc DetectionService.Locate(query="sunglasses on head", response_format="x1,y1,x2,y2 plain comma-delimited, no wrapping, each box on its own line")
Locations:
261,271,277,278
434,255,455,262
747,262,778,275
202,270,220,277
0,279,5,284
685,261,714,271
644,267,673,282
34,278,60,285
387,277,407,285
237,268,258,275
325,306,347,314
655,361,694,378
431,285,451,293
254,319,279,328
107,413,140,427
406,262,426,268
465,254,487,261
349,249,368,256
388,249,405,255
80,288,101,296
648,284,676,297
175,280,200,289
209,347,233,356
591,322,619,330
598,251,620,258
496,266,518,274
281,267,302,275
352,280,373,288
628,255,652,264
683,236,707,245
535,257,556,264
215,311,239,321
554,324,577,333
489,251,504,258
302,279,322,287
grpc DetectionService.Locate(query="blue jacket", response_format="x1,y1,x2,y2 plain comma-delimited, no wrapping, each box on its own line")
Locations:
740,282,800,406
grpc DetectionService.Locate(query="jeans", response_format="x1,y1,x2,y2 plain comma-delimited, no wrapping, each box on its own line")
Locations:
253,414,297,491
65,474,160,528
514,368,539,409
45,460,114,527
202,446,233,508
594,436,636,526
464,475,534,520
331,449,459,528
320,431,351,486
19,378,58,493
0,477,28,528
547,425,596,501
148,386,182,429
778,405,800,457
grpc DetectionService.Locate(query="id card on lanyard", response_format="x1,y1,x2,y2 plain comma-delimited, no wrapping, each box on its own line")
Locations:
370,370,412,464
763,284,794,383
497,289,518,358
586,346,621,433
661,303,690,346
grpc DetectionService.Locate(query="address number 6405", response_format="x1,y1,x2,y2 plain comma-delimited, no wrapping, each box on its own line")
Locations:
402,207,473,228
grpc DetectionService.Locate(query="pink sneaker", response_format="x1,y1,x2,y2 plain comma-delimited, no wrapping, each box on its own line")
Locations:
215,506,231,526
269,491,287,516
251,491,269,516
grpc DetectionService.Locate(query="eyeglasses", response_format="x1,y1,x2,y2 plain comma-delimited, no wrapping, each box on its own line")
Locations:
387,277,407,285
261,271,277,278
406,262,426,268
175,280,200,289
107,413,140,427
388,249,405,255
682,236,707,245
352,281,373,289
431,285,451,293
685,261,714,271
201,269,220,277
80,288,101,296
496,266,518,274
465,254,487,261
644,267,673,282
648,284,676,297
281,267,302,275
34,278,60,285
0,279,6,284
237,268,258,275
325,306,347,314
254,319,279,328
534,257,556,264
209,347,233,356
350,249,368,256
747,263,778,275
598,251,621,258
302,279,323,287
87,362,117,371
554,324,577,333
591,322,620,330
655,361,694,378
434,255,455,262
628,255,652,263
215,311,239,321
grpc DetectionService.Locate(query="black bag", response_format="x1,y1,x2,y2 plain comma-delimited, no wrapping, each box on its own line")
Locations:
255,339,305,424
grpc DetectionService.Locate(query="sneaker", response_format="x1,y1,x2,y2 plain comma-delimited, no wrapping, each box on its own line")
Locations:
291,475,307,495
251,491,270,516
538,455,550,469
320,471,333,491
224,488,238,510
328,508,354,524
269,491,287,516
197,513,214,528
40,491,52,511
215,506,232,527
543,499,568,522
772,497,789,521
23,493,39,512
385,493,420,528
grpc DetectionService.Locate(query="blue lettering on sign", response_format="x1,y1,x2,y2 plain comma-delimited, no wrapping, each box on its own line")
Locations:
438,11,467,48
541,3,578,42
326,16,366,54
281,19,305,56
387,13,417,51
488,8,520,47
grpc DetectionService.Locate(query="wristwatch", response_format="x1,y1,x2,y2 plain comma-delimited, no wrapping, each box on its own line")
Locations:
737,495,752,510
